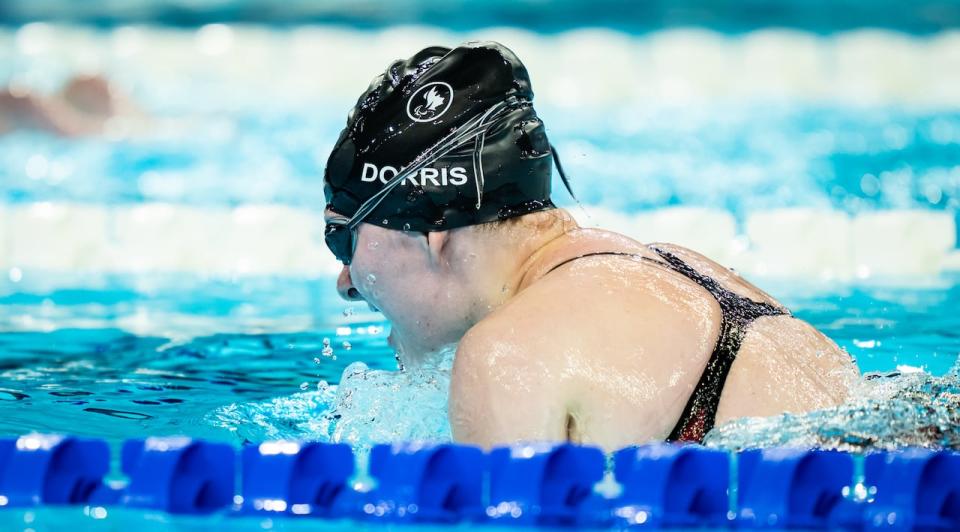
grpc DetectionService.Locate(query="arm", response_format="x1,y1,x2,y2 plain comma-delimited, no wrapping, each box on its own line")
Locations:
448,323,566,448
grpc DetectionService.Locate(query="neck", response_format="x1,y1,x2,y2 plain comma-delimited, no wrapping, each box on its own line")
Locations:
394,209,579,370
458,209,579,327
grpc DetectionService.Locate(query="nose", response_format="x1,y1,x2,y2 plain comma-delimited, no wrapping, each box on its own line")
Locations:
336,266,364,301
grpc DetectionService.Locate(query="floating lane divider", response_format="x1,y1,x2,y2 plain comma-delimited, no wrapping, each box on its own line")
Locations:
0,434,110,507
862,449,960,529
486,442,605,526
119,437,235,513
1,434,960,529
366,442,485,522
613,443,729,527
241,440,355,517
737,448,853,528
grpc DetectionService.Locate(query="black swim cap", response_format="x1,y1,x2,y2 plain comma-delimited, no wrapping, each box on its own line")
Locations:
323,41,567,233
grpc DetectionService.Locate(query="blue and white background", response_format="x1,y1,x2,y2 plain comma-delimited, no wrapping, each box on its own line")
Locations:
0,0,959,447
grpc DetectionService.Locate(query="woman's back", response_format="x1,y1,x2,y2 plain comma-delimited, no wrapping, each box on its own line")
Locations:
449,228,858,449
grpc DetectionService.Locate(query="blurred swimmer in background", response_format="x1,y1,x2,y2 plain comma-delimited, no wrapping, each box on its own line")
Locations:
322,41,858,449
0,74,142,136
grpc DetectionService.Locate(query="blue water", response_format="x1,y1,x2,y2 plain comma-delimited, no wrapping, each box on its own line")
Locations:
2,20,960,528
3,105,959,221
6,98,960,449
1,273,959,447
2,0,959,33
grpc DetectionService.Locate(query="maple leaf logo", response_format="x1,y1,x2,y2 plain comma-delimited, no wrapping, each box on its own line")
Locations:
423,87,445,111
408,82,453,122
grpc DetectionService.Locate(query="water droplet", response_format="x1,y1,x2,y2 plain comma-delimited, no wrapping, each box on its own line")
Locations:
342,307,355,317
381,219,389,225
342,341,352,350
322,338,331,347
402,223,411,231
313,357,321,364
367,241,379,250
366,273,377,284
299,382,309,391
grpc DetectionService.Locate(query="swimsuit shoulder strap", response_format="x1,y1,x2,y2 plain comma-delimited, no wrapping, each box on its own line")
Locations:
645,245,790,442
543,251,642,276
540,245,790,443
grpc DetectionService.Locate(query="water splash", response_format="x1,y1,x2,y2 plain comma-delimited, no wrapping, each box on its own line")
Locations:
705,363,960,451
206,346,455,460
320,337,335,359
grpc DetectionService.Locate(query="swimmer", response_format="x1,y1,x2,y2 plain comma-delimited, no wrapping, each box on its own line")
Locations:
0,74,142,136
322,42,859,450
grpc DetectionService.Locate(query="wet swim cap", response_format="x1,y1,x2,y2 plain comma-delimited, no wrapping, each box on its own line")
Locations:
323,41,566,233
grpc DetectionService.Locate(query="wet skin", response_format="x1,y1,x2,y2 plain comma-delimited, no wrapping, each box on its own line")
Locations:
326,208,859,450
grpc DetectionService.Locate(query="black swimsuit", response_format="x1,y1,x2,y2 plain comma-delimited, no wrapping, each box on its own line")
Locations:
544,245,791,443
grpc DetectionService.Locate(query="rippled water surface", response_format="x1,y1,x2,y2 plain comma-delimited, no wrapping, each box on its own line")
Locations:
2,22,960,457
2,274,959,452
3,105,959,217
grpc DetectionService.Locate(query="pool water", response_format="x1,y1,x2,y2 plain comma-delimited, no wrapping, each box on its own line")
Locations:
2,273,959,453
1,22,960,466
0,21,959,531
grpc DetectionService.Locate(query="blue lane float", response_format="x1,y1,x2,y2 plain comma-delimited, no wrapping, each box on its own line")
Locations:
121,437,235,514
863,449,960,529
486,442,605,526
613,443,729,527
3,433,960,529
737,448,853,528
366,442,485,523
241,440,354,516
0,434,109,507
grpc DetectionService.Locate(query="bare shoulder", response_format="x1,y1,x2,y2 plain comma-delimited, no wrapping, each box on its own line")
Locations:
450,254,720,446
649,242,782,307
449,312,567,447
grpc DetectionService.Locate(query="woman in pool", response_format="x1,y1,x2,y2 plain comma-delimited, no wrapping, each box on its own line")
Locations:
323,41,858,450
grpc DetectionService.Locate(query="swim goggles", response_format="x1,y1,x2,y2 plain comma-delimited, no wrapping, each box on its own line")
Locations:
324,99,516,265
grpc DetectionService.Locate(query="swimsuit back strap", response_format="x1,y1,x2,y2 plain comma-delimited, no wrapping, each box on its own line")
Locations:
541,246,790,443
543,251,641,276
646,246,789,442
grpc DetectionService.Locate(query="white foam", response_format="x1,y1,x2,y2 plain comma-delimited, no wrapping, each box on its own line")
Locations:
737,30,828,100
573,206,641,238
110,203,218,273
646,29,739,103
944,250,960,271
0,202,955,281
8,202,112,271
742,208,958,279
743,208,855,280
108,203,340,277
633,207,739,263
3,25,959,107
0,205,8,274
852,210,957,277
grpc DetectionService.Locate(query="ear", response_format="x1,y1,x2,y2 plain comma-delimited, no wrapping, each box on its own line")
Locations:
426,230,451,267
